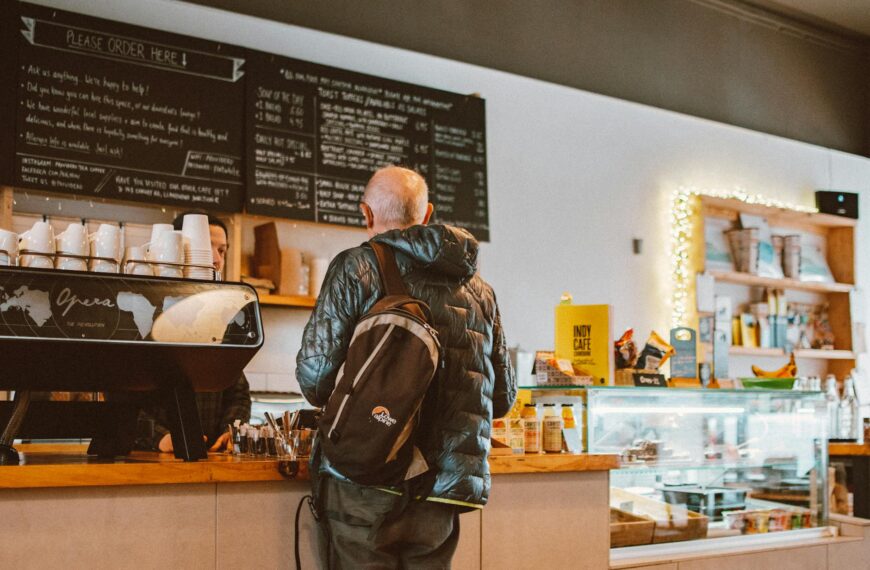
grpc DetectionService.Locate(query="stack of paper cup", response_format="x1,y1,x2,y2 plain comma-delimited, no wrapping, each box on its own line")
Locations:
181,214,214,280
147,229,184,278
0,229,18,266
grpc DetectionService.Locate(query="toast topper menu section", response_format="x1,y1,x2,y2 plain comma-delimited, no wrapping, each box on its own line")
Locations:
245,52,489,241
7,2,246,211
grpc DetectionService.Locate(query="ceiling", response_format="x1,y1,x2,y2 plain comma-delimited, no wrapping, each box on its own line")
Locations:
750,0,870,37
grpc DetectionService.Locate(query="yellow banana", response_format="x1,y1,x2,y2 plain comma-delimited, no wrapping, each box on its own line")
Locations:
751,353,797,378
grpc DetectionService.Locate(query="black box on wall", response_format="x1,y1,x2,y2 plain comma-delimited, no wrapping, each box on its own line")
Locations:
816,191,858,219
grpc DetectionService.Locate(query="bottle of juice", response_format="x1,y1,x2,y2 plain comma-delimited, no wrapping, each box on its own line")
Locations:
508,401,525,454
521,403,541,454
492,417,508,446
542,403,563,453
561,403,576,428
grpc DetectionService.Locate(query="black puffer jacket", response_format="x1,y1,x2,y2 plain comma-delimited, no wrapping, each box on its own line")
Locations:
296,224,516,506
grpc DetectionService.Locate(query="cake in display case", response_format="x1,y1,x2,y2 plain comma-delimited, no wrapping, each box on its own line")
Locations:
586,387,828,545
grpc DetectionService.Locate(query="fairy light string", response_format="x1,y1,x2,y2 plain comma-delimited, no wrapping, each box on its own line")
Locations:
669,186,817,329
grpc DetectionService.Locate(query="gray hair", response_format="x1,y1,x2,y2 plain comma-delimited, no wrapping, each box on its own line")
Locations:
362,166,429,227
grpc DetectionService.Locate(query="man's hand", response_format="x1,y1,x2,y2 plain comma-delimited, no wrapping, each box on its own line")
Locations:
209,431,232,452
158,433,211,453
158,433,174,453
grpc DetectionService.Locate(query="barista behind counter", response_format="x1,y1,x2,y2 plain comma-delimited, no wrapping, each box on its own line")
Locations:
136,212,251,453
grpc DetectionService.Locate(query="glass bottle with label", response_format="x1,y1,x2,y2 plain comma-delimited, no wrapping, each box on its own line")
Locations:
825,374,840,440
521,403,541,454
840,374,861,442
542,403,563,453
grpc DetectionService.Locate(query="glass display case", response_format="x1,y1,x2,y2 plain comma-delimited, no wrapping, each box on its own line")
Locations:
586,387,828,546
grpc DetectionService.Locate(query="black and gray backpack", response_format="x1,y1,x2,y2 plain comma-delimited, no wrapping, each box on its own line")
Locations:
317,241,442,486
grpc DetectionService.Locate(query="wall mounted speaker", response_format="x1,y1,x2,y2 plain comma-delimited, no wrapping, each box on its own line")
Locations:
815,190,858,219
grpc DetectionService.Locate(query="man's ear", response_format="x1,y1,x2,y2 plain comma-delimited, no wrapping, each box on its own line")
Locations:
422,203,434,225
361,203,375,229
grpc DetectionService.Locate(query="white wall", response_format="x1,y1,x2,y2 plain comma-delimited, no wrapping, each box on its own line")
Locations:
31,0,870,393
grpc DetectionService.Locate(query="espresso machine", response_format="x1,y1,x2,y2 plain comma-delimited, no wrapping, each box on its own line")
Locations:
0,266,263,462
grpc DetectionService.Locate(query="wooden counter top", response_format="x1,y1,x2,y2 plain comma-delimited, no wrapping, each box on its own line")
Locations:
0,445,617,489
829,442,870,456
489,452,618,474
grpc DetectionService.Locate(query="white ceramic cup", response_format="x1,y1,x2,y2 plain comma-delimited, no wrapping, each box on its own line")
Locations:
90,259,119,273
149,230,183,263
124,246,153,276
56,257,88,271
0,229,19,266
181,214,212,251
150,223,174,244
19,221,55,254
56,222,89,256
155,264,183,279
20,254,54,269
89,224,121,262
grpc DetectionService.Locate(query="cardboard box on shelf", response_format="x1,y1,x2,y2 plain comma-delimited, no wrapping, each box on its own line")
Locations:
532,351,595,386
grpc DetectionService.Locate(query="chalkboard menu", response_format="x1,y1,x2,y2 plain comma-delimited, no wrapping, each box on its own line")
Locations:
245,52,489,240
2,2,246,211
0,2,490,239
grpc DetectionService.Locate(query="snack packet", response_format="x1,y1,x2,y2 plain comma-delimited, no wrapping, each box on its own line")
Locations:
636,331,675,371
614,328,638,369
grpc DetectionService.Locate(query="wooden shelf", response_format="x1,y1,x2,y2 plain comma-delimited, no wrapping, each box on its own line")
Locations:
708,270,853,293
700,195,857,229
729,346,855,360
258,294,316,308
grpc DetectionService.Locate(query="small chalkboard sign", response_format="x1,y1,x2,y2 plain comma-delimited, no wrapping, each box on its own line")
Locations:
633,372,667,388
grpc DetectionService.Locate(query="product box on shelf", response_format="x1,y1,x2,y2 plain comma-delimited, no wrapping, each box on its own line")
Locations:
532,351,595,386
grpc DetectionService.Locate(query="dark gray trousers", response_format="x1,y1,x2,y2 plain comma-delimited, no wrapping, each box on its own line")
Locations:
318,476,461,569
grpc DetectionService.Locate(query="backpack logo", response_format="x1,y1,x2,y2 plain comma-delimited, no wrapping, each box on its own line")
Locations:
371,406,397,427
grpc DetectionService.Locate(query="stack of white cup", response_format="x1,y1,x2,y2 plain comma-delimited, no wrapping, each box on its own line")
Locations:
19,221,55,269
89,224,121,273
0,229,19,267
146,223,183,278
55,222,89,271
181,214,214,280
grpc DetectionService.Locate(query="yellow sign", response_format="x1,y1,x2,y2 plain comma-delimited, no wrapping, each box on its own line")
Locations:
555,304,613,385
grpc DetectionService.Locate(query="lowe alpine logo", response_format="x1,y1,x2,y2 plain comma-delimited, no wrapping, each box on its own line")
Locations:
371,406,397,427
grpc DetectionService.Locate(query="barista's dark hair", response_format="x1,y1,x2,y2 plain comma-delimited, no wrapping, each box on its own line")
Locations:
171,210,228,239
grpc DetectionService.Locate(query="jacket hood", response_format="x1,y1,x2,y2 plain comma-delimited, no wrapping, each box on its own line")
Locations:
371,224,478,279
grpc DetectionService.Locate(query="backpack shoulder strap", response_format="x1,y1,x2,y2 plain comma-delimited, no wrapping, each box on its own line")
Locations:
370,241,408,297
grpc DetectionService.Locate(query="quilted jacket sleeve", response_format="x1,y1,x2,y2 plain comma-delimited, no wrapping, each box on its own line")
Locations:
490,303,516,419
296,249,368,408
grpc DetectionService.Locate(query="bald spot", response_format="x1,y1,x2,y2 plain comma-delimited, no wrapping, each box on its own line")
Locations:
363,166,429,228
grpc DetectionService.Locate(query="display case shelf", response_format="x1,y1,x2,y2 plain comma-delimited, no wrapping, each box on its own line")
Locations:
258,294,316,308
708,270,853,294
728,346,855,360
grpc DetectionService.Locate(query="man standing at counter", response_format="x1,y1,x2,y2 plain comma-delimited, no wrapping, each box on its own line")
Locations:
297,166,516,568
137,212,251,453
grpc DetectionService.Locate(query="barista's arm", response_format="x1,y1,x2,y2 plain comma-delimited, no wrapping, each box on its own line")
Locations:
210,374,251,451
136,408,171,452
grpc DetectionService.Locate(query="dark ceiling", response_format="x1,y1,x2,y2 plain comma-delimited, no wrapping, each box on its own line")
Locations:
180,0,870,157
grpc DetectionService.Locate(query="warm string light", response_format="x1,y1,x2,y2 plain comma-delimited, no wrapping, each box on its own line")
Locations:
669,186,818,329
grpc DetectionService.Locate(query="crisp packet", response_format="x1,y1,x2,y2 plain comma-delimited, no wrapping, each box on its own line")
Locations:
615,329,638,369
636,331,675,371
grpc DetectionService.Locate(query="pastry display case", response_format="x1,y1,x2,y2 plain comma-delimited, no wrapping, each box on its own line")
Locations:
586,387,828,546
